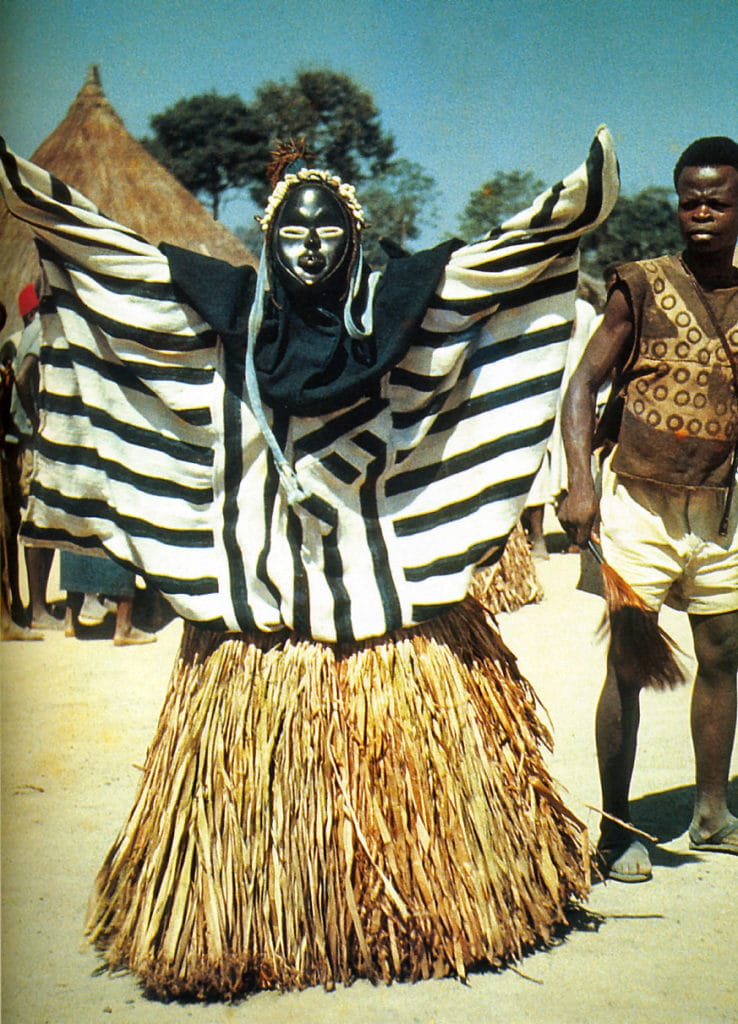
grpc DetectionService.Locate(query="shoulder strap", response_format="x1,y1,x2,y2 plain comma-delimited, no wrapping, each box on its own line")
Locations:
677,257,738,535
678,256,738,394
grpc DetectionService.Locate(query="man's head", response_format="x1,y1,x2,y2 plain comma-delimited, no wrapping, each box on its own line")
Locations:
673,137,738,257
17,282,39,325
673,136,738,189
1,339,16,367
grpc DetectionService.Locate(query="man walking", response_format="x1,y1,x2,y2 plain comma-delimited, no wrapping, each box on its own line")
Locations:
558,137,738,881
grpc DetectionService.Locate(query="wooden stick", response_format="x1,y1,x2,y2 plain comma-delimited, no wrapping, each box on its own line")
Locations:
581,803,658,844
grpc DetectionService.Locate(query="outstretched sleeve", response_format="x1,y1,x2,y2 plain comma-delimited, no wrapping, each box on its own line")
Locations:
0,140,235,627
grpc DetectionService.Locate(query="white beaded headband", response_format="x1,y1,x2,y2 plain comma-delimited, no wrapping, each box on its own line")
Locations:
257,168,367,234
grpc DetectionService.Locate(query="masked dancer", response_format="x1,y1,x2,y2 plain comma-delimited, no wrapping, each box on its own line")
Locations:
1,129,618,998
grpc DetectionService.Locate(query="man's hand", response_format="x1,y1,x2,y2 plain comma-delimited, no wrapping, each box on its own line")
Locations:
556,479,599,549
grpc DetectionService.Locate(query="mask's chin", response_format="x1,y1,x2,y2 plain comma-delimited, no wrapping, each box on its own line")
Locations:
273,261,350,310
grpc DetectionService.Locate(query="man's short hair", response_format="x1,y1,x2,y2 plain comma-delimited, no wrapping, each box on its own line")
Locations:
1,339,17,363
673,136,738,188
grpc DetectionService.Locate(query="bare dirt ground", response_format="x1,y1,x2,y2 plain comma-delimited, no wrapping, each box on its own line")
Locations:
2,535,736,1023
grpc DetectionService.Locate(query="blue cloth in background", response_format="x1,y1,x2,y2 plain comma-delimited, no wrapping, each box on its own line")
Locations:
60,550,135,596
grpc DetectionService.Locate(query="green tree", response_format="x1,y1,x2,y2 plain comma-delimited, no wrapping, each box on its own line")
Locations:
142,93,268,220
248,70,395,205
360,159,440,267
581,187,681,276
458,170,545,240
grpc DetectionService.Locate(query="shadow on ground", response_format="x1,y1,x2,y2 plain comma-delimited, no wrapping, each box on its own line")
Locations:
630,777,738,845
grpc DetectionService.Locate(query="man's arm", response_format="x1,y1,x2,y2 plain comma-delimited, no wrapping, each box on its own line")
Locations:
556,285,634,547
15,352,40,435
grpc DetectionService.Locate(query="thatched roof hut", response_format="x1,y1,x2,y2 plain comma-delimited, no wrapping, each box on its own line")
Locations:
1,66,257,334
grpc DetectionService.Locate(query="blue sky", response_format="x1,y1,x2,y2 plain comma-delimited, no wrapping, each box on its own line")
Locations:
1,0,737,245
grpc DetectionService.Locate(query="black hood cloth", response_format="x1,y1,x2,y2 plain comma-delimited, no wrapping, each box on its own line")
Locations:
161,239,461,417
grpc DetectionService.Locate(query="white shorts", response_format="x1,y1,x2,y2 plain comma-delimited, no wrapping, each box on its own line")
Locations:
599,456,738,615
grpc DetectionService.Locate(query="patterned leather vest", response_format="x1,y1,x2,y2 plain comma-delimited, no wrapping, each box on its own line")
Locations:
611,255,738,488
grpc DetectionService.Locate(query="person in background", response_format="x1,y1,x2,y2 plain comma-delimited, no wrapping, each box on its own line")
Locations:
0,300,41,640
558,136,738,881
1,332,24,617
11,283,62,629
61,549,155,646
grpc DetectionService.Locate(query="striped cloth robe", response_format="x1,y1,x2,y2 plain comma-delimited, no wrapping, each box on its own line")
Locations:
0,128,618,642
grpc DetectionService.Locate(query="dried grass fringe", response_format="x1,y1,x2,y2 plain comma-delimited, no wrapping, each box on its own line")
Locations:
598,563,687,690
85,596,588,1000
469,523,543,614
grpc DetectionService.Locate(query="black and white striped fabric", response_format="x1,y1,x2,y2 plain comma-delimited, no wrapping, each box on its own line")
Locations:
1,128,618,641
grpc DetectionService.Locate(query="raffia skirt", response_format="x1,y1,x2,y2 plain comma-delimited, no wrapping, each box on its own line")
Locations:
85,595,588,1000
469,521,543,614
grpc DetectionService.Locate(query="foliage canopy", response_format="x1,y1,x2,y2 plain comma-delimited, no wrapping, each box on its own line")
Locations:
580,187,681,276
360,159,440,267
248,70,395,205
142,71,684,283
458,170,545,240
142,93,268,220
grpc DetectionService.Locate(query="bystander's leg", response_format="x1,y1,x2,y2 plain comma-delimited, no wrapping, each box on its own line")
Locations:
113,594,156,646
25,545,62,629
688,609,738,852
595,615,652,881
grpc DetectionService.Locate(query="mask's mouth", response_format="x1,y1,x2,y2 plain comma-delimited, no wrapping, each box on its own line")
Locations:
298,252,327,273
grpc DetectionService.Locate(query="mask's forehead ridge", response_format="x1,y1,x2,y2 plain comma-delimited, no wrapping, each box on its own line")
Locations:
276,183,350,230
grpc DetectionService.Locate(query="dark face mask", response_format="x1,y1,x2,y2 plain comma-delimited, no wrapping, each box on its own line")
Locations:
271,183,351,301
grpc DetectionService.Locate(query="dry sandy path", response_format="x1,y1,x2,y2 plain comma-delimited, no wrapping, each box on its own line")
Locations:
1,548,736,1023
